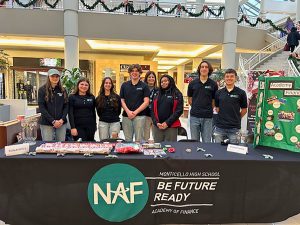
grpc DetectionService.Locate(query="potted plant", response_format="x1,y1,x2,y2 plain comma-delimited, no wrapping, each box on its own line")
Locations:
61,68,83,94
210,69,226,88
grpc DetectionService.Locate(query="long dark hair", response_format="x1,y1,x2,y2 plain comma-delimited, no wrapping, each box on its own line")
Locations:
95,77,119,112
44,76,67,103
72,77,92,95
159,74,180,96
144,71,157,88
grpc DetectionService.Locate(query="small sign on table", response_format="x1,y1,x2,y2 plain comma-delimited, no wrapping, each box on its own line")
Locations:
227,144,248,155
5,143,30,156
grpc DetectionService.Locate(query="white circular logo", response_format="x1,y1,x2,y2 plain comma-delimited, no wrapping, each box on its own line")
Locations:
273,102,280,109
275,133,283,141
265,121,274,129
290,136,298,143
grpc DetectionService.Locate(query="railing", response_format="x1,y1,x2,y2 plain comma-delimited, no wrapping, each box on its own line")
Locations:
78,0,225,19
237,13,268,29
240,36,287,71
287,45,300,77
0,0,63,10
239,35,287,87
2,0,291,33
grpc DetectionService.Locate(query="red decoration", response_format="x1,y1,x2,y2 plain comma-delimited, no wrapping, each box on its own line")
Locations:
177,4,182,11
203,5,208,12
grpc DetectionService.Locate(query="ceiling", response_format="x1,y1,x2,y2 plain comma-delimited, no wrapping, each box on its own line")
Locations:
0,35,264,72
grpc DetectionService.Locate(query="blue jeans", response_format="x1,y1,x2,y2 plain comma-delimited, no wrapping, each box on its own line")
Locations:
214,127,240,144
122,116,146,142
40,124,67,141
190,116,213,142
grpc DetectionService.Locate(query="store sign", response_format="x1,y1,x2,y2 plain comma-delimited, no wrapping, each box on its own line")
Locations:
87,163,149,222
120,64,150,72
40,58,62,67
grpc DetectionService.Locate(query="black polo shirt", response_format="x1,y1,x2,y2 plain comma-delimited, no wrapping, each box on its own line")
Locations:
215,86,247,129
187,78,218,118
120,80,150,117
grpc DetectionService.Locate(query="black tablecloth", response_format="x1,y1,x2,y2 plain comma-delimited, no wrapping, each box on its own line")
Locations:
1,142,300,225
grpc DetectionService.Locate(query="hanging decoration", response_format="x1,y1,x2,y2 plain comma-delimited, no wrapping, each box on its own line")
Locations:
237,15,288,34
0,0,60,8
0,0,289,34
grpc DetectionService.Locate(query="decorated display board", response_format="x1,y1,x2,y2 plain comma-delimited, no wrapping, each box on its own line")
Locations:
246,70,285,133
246,71,266,133
254,76,300,152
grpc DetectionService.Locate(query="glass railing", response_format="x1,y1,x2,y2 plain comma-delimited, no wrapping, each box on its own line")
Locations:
78,0,225,19
0,0,279,30
0,0,63,10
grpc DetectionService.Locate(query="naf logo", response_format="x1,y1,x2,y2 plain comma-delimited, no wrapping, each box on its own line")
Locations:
87,164,149,222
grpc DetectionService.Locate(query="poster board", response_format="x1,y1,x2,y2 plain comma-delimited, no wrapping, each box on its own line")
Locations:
254,76,300,152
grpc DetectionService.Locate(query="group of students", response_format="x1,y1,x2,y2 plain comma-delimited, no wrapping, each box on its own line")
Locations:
38,61,247,144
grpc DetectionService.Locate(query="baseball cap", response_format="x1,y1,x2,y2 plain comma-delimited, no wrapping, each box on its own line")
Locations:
48,69,61,77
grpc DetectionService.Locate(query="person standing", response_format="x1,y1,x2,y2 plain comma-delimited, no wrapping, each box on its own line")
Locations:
214,69,247,144
120,64,150,142
287,27,300,52
68,77,96,141
187,61,218,142
151,75,183,142
38,69,68,141
96,77,121,140
143,71,158,141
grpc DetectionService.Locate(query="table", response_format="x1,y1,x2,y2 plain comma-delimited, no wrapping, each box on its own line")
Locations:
1,142,300,225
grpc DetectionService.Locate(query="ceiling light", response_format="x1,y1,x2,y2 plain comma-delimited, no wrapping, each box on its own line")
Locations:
86,40,160,51
157,45,215,57
158,66,174,70
0,39,64,48
153,58,189,65
206,52,222,59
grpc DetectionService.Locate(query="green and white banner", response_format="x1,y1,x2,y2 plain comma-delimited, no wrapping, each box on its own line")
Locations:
254,76,300,152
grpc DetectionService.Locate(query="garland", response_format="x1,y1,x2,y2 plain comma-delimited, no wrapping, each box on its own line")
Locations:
79,1,225,17
237,15,287,34
0,0,287,33
0,0,60,8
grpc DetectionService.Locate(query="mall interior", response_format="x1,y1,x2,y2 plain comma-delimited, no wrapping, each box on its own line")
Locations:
1,0,298,134
0,1,300,224
0,0,297,106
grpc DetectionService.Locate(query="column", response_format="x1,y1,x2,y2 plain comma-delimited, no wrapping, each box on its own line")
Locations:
221,0,239,69
64,1,79,70
192,57,202,72
297,0,300,22
195,0,205,18
176,65,184,92
259,0,267,20
167,70,174,77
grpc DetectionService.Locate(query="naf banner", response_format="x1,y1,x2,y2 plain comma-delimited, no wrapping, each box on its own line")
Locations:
254,76,300,152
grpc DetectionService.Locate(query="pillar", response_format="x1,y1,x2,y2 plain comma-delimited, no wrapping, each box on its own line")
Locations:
221,0,239,69
176,65,184,92
64,1,79,70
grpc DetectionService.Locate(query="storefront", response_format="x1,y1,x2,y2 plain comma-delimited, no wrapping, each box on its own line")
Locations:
9,57,92,105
